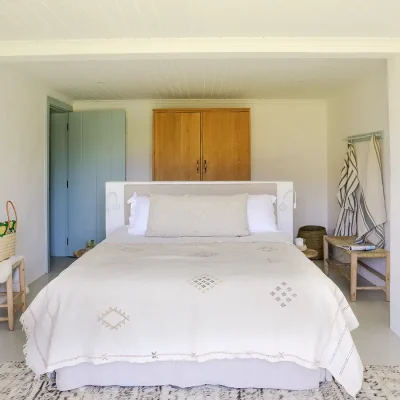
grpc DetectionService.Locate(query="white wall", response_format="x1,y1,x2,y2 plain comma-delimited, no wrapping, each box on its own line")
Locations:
74,99,328,236
0,66,71,285
387,57,400,337
327,65,390,284
327,67,390,234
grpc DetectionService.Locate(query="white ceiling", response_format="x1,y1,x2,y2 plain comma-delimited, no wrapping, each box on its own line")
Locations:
11,58,385,100
0,0,400,40
0,1,389,101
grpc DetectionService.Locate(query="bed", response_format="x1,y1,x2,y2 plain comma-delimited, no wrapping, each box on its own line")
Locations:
21,182,363,397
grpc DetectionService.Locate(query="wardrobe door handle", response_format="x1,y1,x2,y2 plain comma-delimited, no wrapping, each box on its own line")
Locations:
196,160,200,173
204,160,207,173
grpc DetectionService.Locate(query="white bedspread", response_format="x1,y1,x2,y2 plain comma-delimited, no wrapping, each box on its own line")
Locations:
21,231,363,396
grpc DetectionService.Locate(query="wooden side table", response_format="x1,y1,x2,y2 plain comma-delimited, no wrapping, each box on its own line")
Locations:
323,235,390,302
0,258,27,330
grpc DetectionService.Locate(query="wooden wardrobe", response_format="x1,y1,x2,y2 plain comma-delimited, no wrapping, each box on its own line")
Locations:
153,108,250,181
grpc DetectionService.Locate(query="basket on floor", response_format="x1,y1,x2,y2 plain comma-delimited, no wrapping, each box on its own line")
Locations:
297,225,326,260
0,201,17,262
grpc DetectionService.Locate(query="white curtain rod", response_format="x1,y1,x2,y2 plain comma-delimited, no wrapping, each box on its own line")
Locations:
343,131,384,143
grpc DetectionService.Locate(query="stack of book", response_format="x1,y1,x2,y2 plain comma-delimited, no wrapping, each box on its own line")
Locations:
337,244,376,251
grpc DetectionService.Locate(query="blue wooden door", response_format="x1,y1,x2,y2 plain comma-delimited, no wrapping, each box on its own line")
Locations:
49,112,68,256
67,110,125,256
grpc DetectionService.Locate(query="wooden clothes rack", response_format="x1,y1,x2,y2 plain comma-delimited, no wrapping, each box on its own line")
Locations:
344,131,384,144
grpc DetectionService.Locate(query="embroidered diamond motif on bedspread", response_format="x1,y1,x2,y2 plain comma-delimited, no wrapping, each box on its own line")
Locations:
191,251,218,258
121,246,143,253
258,246,278,252
98,307,130,330
189,274,222,293
270,282,297,307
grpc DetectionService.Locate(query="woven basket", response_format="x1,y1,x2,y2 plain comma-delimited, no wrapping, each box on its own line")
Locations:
0,201,17,262
297,225,327,260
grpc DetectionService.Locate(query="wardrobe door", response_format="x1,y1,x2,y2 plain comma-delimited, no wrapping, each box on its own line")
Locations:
95,110,126,243
49,113,68,256
68,110,125,256
153,111,201,181
202,110,250,181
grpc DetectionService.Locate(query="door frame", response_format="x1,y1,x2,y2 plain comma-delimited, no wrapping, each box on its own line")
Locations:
46,97,73,273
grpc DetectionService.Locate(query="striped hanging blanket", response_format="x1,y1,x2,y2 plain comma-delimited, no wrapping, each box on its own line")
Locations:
334,144,359,236
356,135,387,247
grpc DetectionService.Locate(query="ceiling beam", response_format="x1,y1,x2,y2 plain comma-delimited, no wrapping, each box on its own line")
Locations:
0,37,400,61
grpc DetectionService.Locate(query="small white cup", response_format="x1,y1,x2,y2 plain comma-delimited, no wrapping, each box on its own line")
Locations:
295,237,304,247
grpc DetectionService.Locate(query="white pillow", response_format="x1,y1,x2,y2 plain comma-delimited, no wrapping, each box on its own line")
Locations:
145,194,250,237
127,193,150,235
247,194,277,233
128,192,277,235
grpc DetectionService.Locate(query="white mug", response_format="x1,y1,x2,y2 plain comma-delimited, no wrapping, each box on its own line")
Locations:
295,237,304,247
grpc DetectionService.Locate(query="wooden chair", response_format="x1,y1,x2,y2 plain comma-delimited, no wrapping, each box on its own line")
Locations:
0,258,27,330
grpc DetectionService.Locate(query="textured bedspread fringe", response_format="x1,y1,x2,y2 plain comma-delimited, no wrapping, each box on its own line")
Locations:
20,313,41,380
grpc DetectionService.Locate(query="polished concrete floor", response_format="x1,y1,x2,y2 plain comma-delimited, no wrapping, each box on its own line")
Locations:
1,257,400,365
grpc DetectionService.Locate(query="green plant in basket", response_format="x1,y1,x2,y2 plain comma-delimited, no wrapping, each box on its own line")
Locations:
7,219,16,233
0,222,7,237
0,219,17,236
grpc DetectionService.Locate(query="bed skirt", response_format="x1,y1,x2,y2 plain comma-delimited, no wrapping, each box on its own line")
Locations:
56,359,332,391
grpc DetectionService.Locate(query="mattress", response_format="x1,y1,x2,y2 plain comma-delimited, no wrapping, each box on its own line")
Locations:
22,228,362,396
56,360,332,391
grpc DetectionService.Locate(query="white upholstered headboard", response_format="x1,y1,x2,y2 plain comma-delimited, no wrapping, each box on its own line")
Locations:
105,181,294,240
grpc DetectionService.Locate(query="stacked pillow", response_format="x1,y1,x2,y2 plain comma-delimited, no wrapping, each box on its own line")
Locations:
127,192,277,237
146,193,250,237
127,193,150,235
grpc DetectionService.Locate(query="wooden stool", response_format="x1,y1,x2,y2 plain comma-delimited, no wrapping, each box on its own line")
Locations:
0,258,27,330
323,236,390,302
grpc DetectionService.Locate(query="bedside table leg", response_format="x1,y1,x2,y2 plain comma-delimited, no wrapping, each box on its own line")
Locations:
20,259,27,312
386,253,390,302
323,236,329,275
6,274,14,331
350,253,357,302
